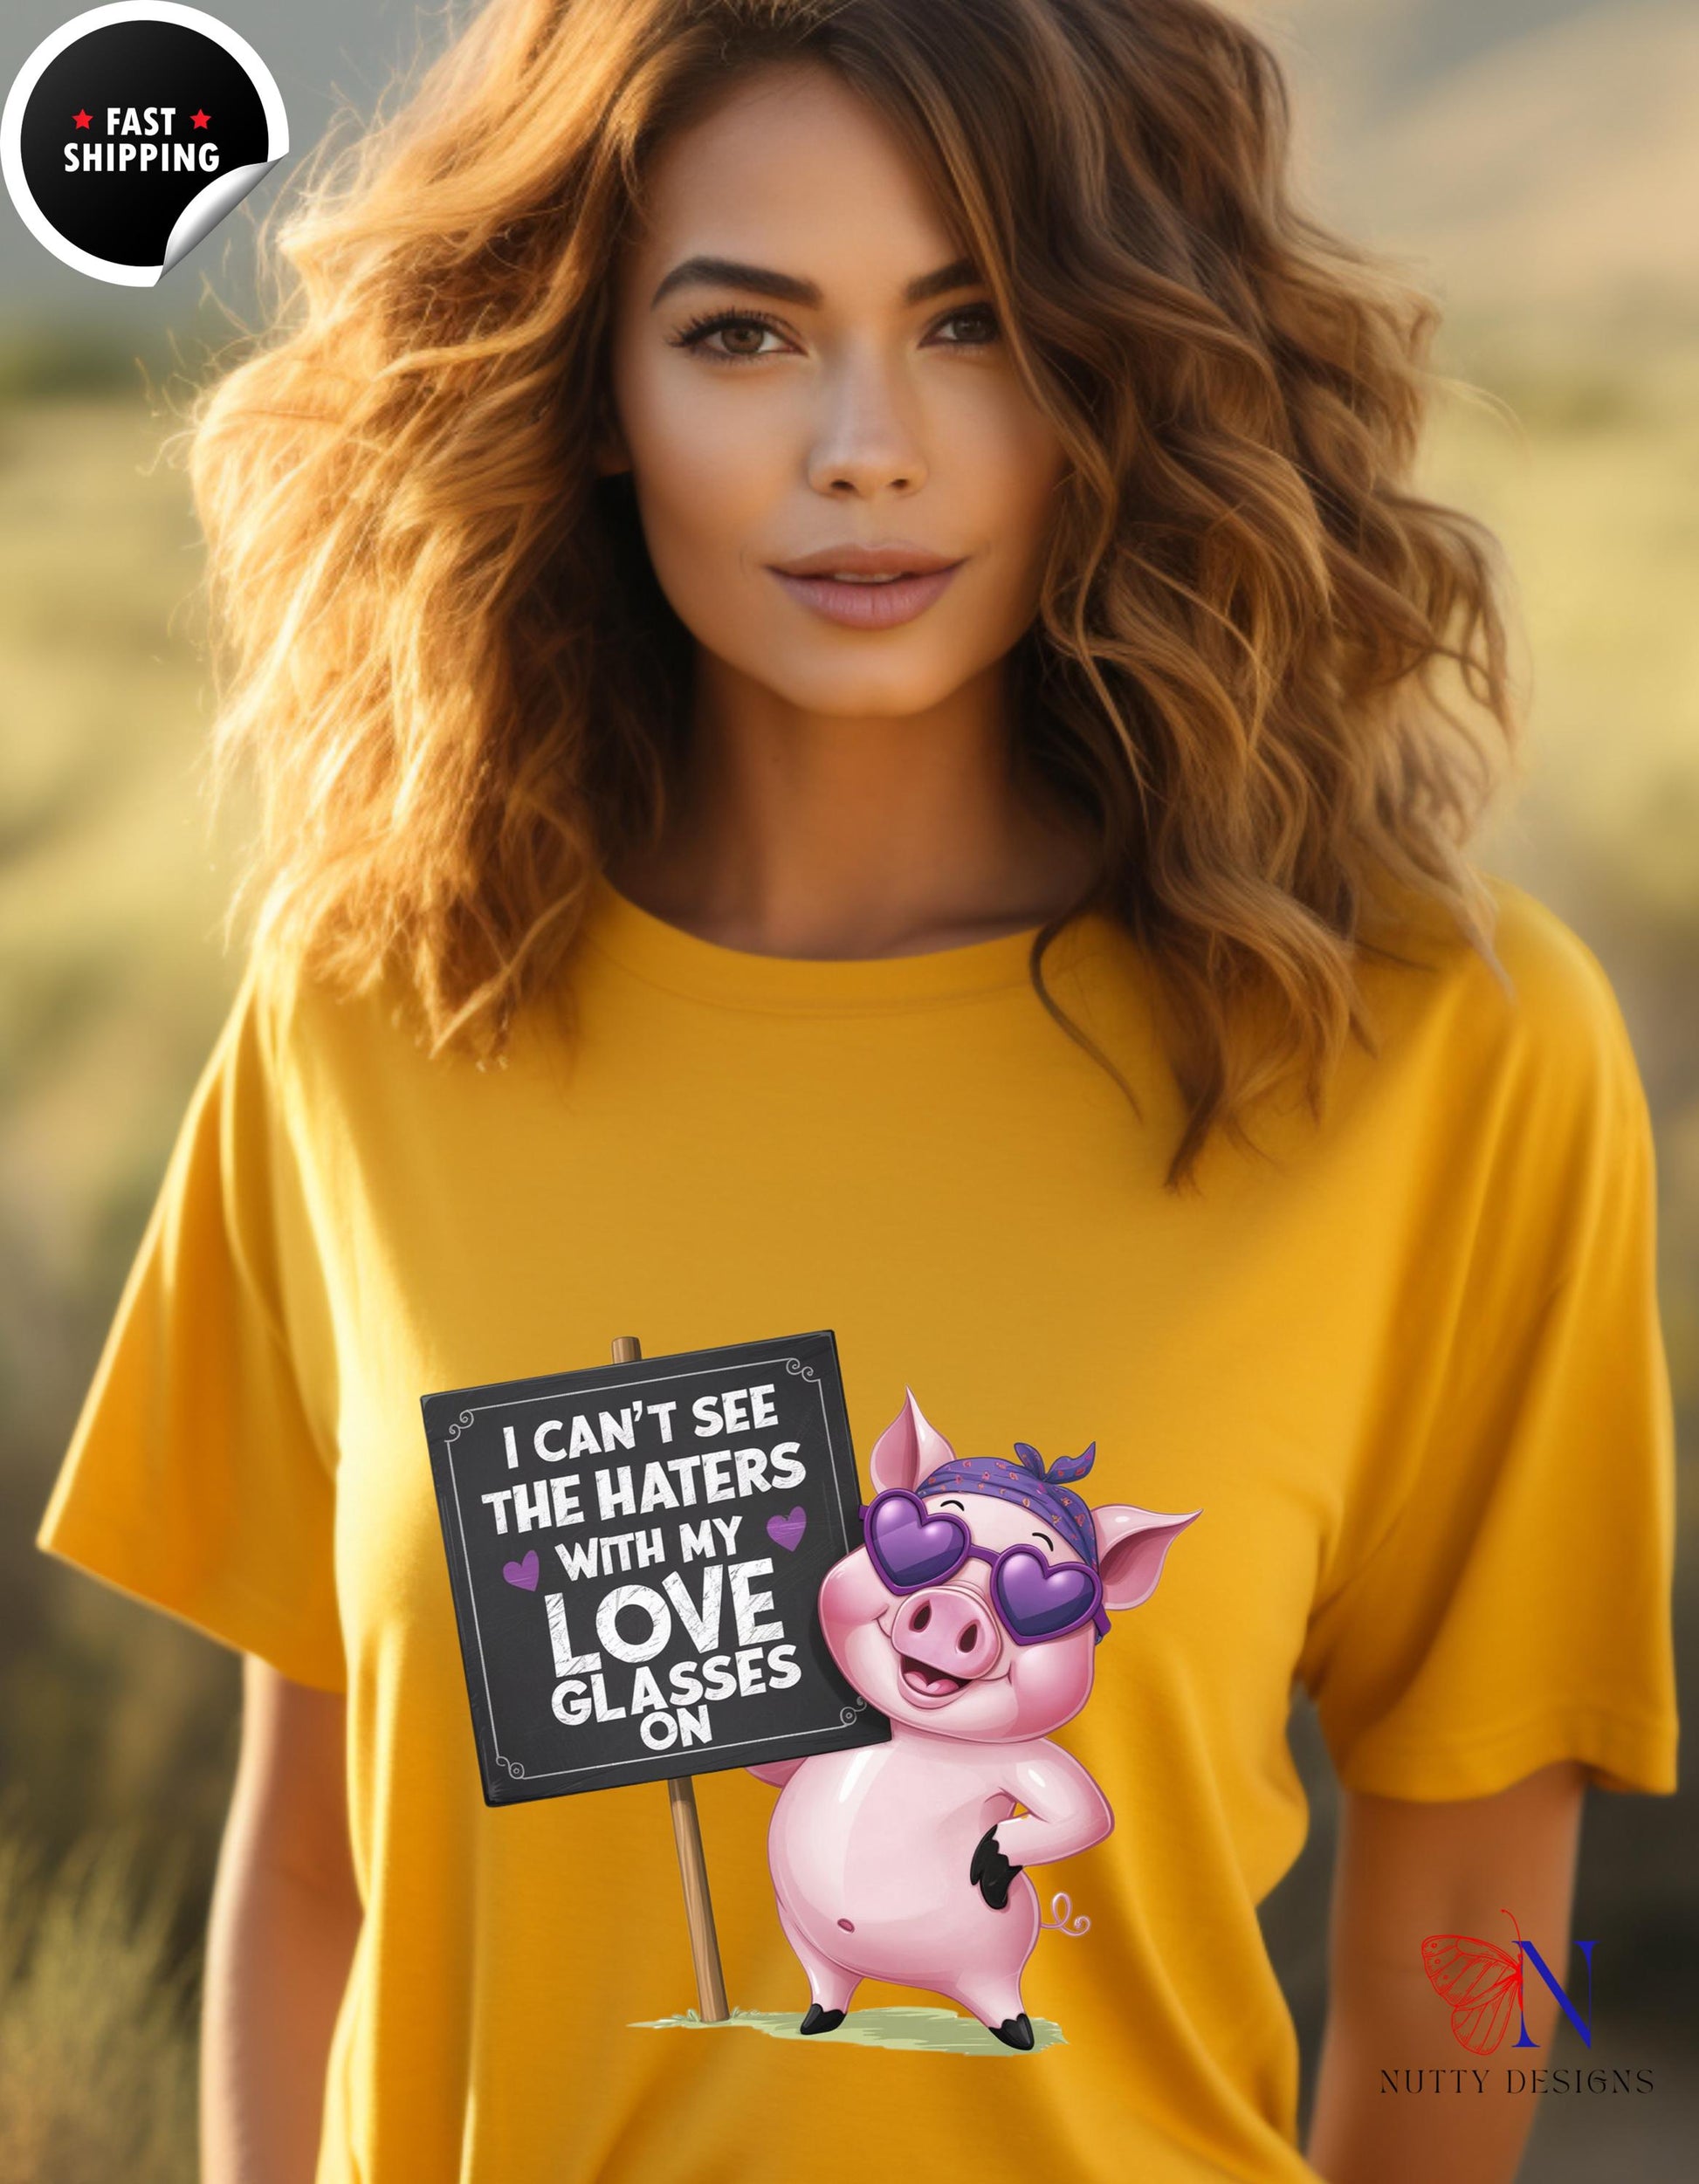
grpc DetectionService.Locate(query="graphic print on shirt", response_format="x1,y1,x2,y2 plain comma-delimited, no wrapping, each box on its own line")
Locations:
746,1388,1201,2052
421,1331,890,1803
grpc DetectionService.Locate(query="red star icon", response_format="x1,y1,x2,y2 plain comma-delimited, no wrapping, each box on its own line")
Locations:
72,109,92,128
190,108,210,128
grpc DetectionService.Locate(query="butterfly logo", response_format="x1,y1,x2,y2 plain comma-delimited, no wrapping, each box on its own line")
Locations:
1420,1906,1527,2055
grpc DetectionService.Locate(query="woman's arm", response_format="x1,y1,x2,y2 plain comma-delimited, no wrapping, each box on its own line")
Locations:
201,1655,363,2184
1305,1760,1587,2184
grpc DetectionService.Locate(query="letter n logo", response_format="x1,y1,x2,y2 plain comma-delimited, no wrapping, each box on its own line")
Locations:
1511,1939,1598,2049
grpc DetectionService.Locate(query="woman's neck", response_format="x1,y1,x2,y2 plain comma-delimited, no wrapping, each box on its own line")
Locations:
607,663,1097,960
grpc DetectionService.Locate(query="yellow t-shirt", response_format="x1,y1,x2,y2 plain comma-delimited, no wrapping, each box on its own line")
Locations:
38,869,1678,2183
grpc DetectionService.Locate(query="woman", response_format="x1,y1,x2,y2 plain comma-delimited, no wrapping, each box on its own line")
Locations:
37,1,1676,2180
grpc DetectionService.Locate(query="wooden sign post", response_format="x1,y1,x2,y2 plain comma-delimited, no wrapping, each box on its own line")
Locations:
611,1333,728,2023
421,1327,888,2022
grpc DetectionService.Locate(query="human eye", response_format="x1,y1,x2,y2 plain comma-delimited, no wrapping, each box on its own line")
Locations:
667,307,794,365
926,302,1001,349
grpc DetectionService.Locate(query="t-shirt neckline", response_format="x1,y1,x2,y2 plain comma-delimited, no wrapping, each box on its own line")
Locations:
582,869,1070,1013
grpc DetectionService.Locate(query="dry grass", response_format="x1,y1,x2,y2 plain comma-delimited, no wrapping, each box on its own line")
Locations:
0,1815,196,2184
1422,330,1699,924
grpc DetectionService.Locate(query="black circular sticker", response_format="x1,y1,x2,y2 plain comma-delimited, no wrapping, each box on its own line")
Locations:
3,3,287,285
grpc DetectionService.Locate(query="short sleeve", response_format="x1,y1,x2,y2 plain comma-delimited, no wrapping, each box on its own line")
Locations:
36,952,346,1693
1297,914,1678,1800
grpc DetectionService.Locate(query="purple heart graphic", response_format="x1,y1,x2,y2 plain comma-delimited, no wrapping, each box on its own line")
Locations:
767,1506,808,1553
502,1549,540,1591
993,1546,1099,1640
866,1491,969,1590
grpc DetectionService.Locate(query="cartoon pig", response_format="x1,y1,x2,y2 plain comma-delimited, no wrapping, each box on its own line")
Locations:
748,1389,1200,2049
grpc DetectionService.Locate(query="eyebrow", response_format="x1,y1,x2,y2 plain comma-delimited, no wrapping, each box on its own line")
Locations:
650,253,981,311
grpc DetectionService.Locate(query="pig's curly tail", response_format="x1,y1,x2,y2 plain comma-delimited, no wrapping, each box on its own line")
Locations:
1038,1892,1090,1938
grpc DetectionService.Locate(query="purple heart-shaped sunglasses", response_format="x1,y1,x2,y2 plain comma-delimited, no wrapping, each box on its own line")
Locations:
859,1487,1111,1645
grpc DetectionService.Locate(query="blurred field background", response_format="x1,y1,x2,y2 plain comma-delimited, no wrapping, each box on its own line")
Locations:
0,1,1694,2177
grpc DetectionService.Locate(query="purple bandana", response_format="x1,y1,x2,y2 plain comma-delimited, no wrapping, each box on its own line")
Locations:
918,1441,1099,1569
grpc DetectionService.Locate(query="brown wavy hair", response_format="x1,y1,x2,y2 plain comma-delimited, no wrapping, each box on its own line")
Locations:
182,0,1521,1190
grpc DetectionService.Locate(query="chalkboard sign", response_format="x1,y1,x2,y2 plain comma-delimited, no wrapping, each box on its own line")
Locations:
422,1329,891,1805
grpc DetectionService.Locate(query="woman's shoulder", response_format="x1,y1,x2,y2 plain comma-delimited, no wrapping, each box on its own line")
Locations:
241,937,462,1112
1350,869,1650,1175
1366,869,1638,1085
1475,871,1627,1033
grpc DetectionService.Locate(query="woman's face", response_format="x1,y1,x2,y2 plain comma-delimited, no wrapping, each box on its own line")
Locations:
601,63,1069,722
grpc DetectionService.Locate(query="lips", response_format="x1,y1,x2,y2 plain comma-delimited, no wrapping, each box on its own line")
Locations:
769,560,963,631
772,543,960,578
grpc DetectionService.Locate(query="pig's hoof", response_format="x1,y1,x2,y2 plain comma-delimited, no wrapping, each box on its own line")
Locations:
990,2013,1035,2051
799,2005,846,2036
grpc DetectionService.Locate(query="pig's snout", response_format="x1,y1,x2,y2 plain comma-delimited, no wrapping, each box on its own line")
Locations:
890,1586,1001,1693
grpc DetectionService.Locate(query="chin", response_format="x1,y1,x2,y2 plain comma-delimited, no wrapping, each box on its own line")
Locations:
746,647,969,719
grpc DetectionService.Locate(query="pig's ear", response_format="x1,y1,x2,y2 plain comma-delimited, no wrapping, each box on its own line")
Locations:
868,1387,960,1494
1093,1505,1201,1612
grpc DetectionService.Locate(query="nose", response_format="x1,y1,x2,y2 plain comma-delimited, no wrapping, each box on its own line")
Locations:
891,1586,1001,1680
806,348,926,498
